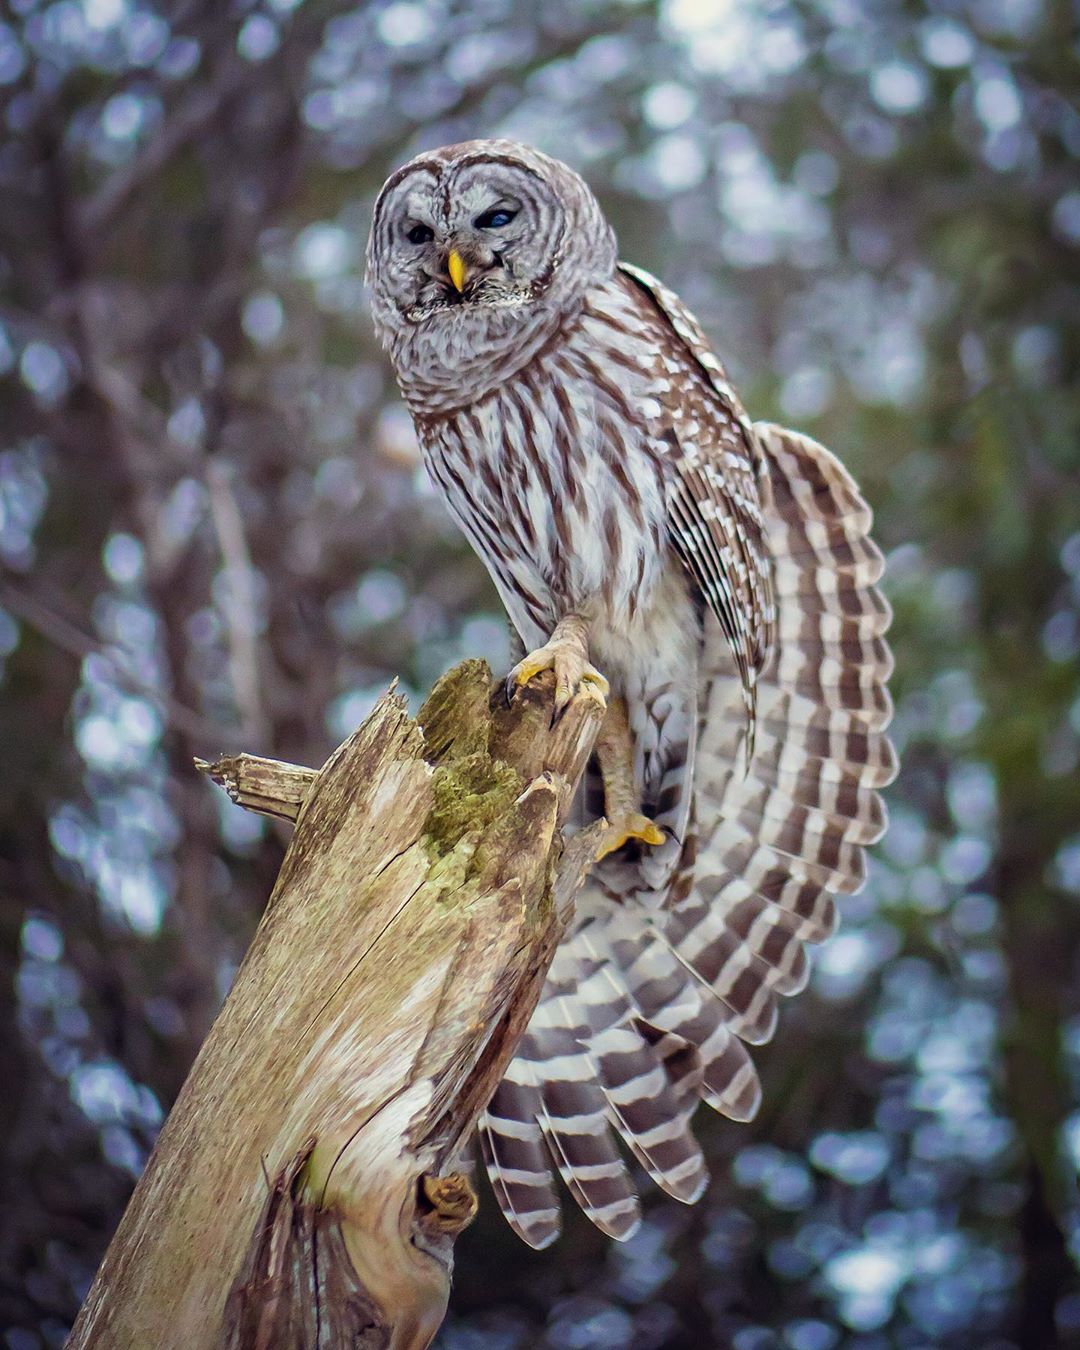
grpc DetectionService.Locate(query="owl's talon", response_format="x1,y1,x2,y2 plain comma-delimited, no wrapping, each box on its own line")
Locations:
596,811,666,861
506,632,607,716
508,648,556,690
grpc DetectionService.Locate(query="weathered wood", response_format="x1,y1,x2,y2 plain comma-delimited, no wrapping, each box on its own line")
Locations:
193,752,318,822
67,660,606,1350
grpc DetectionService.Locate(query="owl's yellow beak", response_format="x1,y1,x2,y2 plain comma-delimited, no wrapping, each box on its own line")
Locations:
447,249,468,293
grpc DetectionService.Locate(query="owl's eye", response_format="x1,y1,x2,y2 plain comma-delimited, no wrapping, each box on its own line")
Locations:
475,208,516,229
406,223,434,245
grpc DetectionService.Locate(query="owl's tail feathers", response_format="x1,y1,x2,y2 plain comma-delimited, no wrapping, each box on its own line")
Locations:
479,903,763,1246
571,924,709,1202
477,1074,563,1249
479,1027,639,1249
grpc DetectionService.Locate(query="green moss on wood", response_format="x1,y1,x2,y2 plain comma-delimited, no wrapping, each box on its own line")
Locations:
424,752,522,861
418,659,535,870
417,660,494,768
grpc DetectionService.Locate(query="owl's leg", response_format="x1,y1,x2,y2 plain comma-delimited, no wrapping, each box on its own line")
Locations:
594,695,666,860
505,613,609,716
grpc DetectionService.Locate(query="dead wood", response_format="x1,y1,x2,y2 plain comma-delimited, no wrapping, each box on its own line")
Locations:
66,660,606,1350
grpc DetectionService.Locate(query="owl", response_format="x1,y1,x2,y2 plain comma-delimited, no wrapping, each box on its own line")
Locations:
366,140,895,1247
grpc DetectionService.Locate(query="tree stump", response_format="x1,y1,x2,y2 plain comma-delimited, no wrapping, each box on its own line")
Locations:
66,659,606,1350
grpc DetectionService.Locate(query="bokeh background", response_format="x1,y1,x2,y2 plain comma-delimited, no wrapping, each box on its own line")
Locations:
2,0,1079,1346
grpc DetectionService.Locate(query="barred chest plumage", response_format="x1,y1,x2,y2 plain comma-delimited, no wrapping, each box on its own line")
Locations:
409,277,683,655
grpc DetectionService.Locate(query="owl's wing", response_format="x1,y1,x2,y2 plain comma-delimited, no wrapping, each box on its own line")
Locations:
618,262,775,749
480,420,896,1249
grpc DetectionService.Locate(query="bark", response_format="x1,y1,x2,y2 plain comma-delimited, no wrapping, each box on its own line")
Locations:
66,659,606,1350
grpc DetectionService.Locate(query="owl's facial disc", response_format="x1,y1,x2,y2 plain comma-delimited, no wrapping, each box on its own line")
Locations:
368,157,564,325
367,141,619,385
400,191,539,320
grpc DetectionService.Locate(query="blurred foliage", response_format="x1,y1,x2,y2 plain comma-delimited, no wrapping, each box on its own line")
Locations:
0,0,1078,1347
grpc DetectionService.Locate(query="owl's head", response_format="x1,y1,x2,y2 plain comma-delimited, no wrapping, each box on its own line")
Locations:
366,140,616,404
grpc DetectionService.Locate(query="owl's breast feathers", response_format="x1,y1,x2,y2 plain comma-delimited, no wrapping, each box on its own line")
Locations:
410,269,770,679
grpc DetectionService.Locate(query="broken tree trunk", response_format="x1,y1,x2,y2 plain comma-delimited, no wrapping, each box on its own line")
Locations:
66,659,606,1350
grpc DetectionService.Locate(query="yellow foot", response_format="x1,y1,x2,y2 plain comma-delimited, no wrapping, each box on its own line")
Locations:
505,639,609,716
595,811,666,861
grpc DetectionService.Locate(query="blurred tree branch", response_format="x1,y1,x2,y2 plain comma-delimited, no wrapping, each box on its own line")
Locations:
0,576,231,745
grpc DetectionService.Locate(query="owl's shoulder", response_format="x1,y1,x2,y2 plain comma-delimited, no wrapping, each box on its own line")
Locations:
616,264,751,423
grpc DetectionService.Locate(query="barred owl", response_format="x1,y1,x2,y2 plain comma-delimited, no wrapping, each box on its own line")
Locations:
367,141,895,1247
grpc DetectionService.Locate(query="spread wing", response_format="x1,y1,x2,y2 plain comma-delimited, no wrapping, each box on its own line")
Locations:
618,261,776,751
